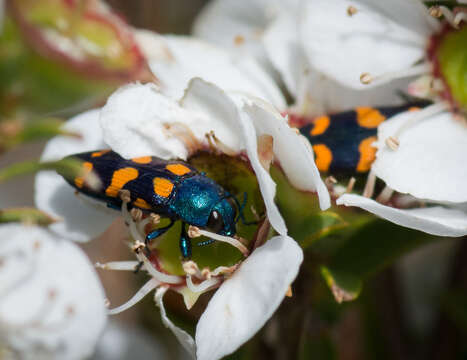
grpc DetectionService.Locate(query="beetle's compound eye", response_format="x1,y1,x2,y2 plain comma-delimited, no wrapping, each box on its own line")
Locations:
206,210,224,234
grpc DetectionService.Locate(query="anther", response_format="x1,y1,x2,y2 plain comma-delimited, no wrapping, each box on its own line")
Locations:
429,6,443,18
132,241,145,253
347,5,358,16
118,189,131,203
385,136,400,150
234,35,245,46
360,72,373,84
325,176,337,187
188,225,201,238
130,208,143,222
286,285,293,297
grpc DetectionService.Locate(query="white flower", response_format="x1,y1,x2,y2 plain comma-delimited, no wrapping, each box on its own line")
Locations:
0,223,107,360
192,0,415,114
194,0,467,237
34,77,328,358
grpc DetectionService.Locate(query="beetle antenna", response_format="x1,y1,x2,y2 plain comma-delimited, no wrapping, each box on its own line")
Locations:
229,193,259,226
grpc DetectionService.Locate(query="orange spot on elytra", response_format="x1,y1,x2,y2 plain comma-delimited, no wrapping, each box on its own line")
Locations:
166,163,191,176
310,115,331,136
105,168,139,197
132,156,152,164
356,107,386,128
312,144,333,172
356,136,377,172
134,198,151,210
74,162,93,188
153,177,174,198
408,106,421,112
91,150,110,157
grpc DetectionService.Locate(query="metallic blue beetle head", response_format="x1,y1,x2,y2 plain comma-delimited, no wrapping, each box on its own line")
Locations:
171,175,237,236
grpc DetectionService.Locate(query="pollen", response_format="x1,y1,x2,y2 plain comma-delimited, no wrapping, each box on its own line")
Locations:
356,107,386,128
153,177,174,198
105,167,139,197
166,163,191,176
310,115,331,136
74,162,93,188
312,144,333,172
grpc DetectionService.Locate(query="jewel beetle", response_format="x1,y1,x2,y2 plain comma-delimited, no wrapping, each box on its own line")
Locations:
60,150,244,258
295,103,429,174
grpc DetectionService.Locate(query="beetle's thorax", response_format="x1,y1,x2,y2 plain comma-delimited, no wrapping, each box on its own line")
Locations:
170,175,225,227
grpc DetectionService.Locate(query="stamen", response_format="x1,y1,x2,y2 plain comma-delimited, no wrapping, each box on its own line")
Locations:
182,260,203,279
154,286,196,357
325,176,337,187
454,12,467,27
386,102,448,149
95,261,140,271
359,63,430,85
186,275,220,293
138,213,160,235
286,285,293,297
134,249,183,284
347,5,358,16
376,186,394,204
211,264,239,277
163,122,201,156
385,136,400,150
345,177,356,193
429,5,459,28
108,278,160,315
188,226,250,257
206,130,237,156
363,170,376,198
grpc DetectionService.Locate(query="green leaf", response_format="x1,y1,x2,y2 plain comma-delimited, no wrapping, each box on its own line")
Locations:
321,219,440,303
0,207,57,225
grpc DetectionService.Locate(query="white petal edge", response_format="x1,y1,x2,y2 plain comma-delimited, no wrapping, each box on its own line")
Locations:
195,235,303,360
182,78,288,235
142,34,286,108
0,224,107,359
336,194,467,237
154,286,196,359
242,99,331,210
373,111,467,203
35,109,117,242
299,0,434,89
100,82,242,160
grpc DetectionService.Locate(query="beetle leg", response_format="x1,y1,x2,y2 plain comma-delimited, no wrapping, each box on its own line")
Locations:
145,219,174,247
179,223,192,259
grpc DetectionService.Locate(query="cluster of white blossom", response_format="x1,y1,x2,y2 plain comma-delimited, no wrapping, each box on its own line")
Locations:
2,0,467,359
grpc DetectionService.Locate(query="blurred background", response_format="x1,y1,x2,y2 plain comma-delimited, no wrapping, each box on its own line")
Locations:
1,1,466,359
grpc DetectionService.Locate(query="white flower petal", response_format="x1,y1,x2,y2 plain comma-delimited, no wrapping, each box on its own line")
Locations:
195,235,303,360
35,110,117,242
336,194,467,236
373,111,467,203
300,0,434,89
242,100,330,210
144,34,286,108
262,13,302,98
192,0,295,72
0,224,107,359
182,79,288,235
154,287,196,359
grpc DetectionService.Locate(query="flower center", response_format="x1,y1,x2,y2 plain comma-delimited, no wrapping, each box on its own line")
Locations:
429,23,467,113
